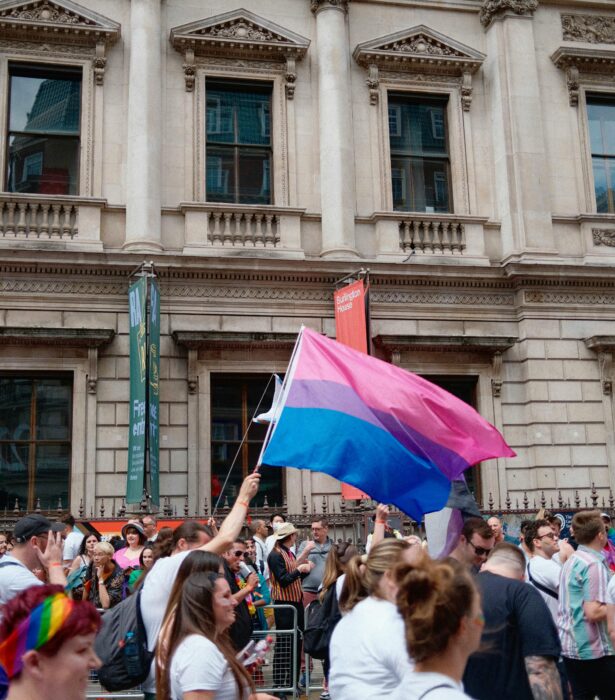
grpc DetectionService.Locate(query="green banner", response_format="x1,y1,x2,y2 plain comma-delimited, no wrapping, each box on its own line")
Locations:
148,278,160,506
127,276,147,504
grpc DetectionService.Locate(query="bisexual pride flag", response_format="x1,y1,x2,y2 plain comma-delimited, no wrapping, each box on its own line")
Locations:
258,327,515,520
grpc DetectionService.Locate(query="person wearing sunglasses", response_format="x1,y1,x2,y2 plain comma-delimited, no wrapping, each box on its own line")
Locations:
222,539,259,652
525,519,561,624
450,517,495,572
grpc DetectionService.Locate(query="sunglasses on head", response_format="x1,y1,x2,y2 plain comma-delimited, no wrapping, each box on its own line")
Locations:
468,541,492,557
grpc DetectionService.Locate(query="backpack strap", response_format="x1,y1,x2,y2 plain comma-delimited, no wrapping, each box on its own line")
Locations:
418,683,458,699
527,566,559,600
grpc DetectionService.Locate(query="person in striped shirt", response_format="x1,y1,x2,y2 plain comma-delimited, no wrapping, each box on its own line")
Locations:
557,510,615,699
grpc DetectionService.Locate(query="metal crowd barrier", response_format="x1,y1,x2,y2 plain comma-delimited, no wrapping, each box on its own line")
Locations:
86,669,144,699
250,603,299,697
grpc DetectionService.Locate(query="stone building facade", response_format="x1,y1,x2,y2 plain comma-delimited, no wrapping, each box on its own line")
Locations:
1,0,615,517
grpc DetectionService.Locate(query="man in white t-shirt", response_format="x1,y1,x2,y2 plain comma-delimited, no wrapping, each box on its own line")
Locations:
140,473,261,700
525,519,561,623
61,513,84,567
0,514,66,609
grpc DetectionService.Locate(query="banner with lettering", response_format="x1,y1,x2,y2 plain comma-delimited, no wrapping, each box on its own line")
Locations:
334,278,370,499
127,276,147,503
148,278,160,506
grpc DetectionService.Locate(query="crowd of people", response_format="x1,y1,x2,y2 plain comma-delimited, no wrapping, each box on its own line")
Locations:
1,479,615,699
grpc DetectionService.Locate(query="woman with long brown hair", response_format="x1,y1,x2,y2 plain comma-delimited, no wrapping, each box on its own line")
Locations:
158,572,276,700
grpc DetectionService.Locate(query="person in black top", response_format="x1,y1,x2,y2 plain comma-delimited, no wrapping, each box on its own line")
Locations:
222,538,259,651
463,543,562,700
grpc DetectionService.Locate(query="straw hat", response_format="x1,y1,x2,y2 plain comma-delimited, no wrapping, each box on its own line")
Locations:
274,522,298,541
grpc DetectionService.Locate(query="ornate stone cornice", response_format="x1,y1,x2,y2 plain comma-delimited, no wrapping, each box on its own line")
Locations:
480,0,539,29
0,0,119,44
0,0,120,83
353,26,484,107
169,9,309,95
173,331,297,351
562,14,615,44
310,0,349,15
0,327,114,347
551,46,615,105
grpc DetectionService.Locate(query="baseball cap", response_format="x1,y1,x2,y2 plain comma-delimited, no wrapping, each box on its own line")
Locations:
13,514,65,543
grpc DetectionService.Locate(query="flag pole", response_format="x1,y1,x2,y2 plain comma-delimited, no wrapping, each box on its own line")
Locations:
254,325,305,473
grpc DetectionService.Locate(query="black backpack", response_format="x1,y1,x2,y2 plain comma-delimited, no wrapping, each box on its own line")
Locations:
93,588,154,691
303,585,341,660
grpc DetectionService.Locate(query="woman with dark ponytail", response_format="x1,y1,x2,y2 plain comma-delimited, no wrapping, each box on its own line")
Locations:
393,557,484,699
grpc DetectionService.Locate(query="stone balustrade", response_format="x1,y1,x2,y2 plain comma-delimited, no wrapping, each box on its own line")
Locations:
0,197,78,239
0,194,105,249
181,202,305,258
399,217,466,254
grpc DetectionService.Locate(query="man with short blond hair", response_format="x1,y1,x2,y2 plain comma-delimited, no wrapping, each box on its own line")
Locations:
558,510,615,699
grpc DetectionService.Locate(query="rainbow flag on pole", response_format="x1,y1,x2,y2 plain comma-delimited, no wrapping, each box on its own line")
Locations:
258,327,515,520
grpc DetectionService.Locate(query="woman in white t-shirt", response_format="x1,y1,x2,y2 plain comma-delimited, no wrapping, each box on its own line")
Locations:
159,571,276,700
393,557,483,699
329,539,416,700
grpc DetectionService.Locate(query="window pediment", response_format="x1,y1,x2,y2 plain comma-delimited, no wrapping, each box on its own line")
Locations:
0,0,120,47
552,46,615,106
170,8,310,95
353,25,485,107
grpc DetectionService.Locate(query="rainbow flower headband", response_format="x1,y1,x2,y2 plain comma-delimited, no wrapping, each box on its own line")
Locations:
0,593,74,685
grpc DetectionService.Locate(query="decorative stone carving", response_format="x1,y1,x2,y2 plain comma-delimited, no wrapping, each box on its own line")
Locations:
170,9,309,95
552,47,615,107
593,229,615,247
599,352,613,395
354,26,485,108
0,0,121,84
562,14,615,45
310,0,349,14
480,0,539,29
492,351,503,397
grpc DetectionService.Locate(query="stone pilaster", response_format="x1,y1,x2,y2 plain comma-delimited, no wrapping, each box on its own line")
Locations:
312,0,359,259
124,0,163,251
482,0,555,258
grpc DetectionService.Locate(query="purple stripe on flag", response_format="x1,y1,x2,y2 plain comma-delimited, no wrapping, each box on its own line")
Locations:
286,378,470,480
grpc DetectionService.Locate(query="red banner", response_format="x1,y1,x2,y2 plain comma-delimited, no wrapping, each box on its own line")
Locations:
334,279,370,499
334,279,368,354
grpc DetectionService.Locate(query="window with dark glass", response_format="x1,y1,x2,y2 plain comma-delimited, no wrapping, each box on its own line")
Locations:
6,64,81,196
206,80,272,204
587,95,615,213
388,93,451,213
0,376,72,511
422,375,480,504
211,374,282,507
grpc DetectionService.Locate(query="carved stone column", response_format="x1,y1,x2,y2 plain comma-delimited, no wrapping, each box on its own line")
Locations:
481,0,555,257
312,0,359,259
124,0,163,251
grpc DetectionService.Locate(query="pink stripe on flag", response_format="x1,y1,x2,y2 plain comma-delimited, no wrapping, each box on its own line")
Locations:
295,328,515,466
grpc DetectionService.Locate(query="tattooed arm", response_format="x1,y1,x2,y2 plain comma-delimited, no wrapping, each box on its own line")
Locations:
524,656,563,700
